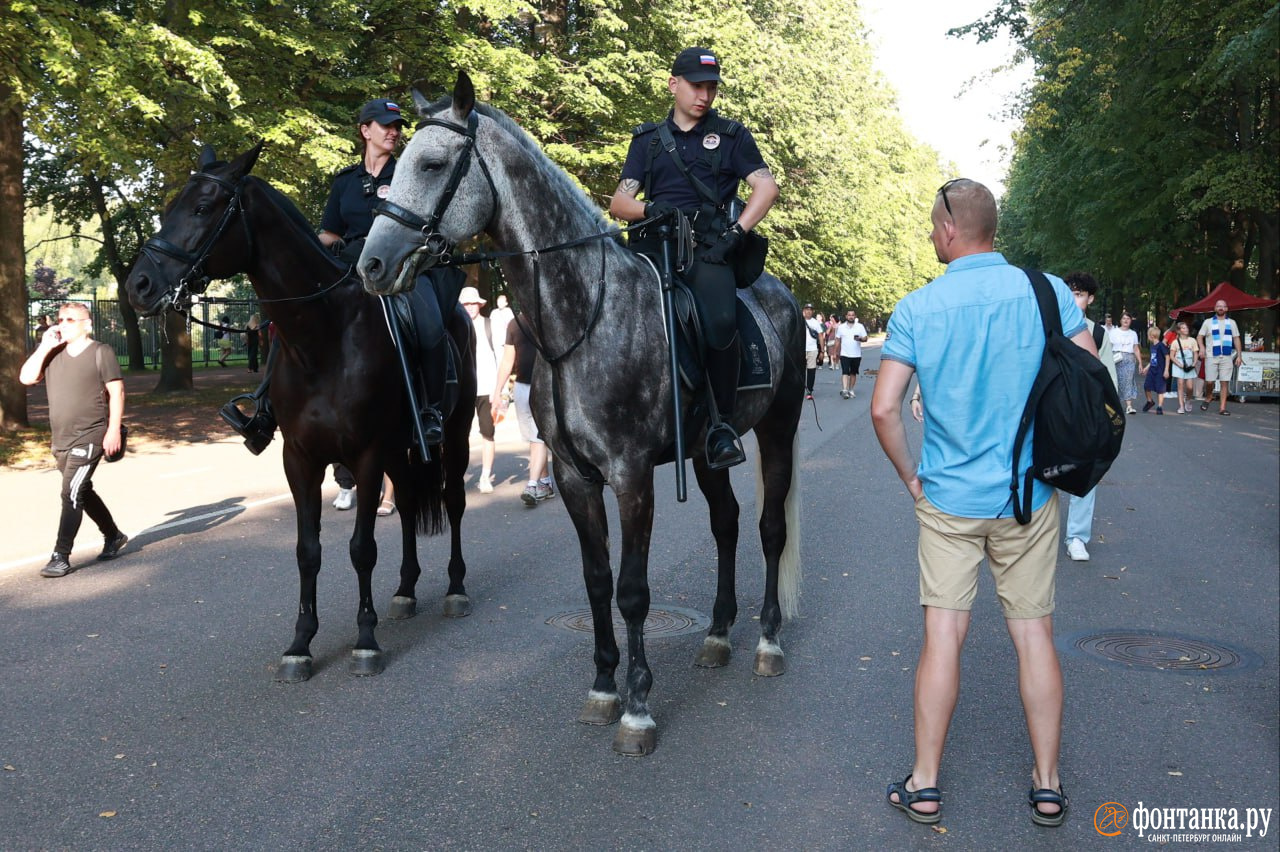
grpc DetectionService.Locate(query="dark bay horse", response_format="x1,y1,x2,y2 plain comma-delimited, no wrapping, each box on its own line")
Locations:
125,143,476,682
359,74,804,755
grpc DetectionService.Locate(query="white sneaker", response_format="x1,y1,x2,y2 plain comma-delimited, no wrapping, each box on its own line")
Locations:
332,487,355,510
849,389,856,398
478,474,494,494
1066,538,1090,562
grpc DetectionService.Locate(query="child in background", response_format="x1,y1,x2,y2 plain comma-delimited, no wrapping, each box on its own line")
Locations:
1140,326,1169,414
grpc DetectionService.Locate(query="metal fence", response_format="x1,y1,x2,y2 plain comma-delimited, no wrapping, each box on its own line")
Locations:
28,297,262,368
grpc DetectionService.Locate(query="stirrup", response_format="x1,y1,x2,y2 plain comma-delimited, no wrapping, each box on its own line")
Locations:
704,423,745,470
420,405,444,446
219,393,276,456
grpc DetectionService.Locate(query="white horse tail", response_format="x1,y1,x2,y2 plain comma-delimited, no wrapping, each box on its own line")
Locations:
755,430,802,620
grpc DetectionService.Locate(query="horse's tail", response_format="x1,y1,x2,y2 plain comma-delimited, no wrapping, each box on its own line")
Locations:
754,429,802,620
409,451,446,536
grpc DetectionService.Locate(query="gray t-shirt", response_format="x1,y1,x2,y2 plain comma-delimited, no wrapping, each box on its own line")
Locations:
44,341,123,452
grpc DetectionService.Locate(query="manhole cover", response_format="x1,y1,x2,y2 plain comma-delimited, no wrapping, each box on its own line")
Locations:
1061,629,1260,673
545,605,709,638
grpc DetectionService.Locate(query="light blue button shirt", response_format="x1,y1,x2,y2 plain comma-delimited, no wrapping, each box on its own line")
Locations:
882,253,1086,518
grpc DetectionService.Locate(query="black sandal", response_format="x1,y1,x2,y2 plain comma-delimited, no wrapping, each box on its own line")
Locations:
1029,785,1069,827
887,774,942,824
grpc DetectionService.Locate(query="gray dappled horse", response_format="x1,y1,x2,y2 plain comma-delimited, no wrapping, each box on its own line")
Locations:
125,143,477,683
360,73,804,755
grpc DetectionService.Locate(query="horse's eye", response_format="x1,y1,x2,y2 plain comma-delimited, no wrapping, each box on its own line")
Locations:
421,161,444,173
194,204,211,215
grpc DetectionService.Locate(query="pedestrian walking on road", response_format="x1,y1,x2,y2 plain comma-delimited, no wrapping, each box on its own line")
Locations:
1166,321,1199,413
1197,300,1243,415
462,286,501,493
1060,272,1117,562
1140,326,1168,414
492,318,555,506
871,178,1091,828
835,310,868,398
20,302,130,578
1109,312,1140,414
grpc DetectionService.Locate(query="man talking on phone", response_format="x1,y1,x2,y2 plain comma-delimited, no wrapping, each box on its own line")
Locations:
20,302,130,577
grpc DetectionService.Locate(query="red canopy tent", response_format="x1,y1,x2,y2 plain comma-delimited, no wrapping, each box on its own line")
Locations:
1169,281,1280,318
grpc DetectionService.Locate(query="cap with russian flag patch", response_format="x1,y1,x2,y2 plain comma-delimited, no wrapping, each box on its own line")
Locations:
672,47,722,83
358,98,407,127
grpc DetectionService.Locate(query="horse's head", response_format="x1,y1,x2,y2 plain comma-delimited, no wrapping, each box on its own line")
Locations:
359,72,497,295
125,142,263,316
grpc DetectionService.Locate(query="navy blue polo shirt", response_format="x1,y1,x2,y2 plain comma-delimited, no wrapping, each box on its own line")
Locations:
319,156,397,241
619,110,767,211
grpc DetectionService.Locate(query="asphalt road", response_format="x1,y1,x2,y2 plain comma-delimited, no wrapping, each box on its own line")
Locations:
1,347,1277,850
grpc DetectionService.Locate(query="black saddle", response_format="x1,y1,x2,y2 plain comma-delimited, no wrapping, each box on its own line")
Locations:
384,289,462,427
668,279,772,392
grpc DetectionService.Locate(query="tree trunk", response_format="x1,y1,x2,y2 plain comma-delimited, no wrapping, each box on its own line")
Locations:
88,175,146,370
0,79,28,430
155,310,194,391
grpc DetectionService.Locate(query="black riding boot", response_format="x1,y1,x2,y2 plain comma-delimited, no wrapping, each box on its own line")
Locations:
219,337,279,455
704,338,745,469
413,268,465,447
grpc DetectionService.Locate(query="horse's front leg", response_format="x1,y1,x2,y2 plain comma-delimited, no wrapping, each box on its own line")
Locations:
613,472,658,756
348,462,384,676
276,452,324,683
557,469,620,729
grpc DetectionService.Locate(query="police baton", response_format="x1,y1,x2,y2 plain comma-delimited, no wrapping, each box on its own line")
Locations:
659,224,687,502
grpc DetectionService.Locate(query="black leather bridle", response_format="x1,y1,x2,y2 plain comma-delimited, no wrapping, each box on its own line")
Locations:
373,110,498,265
140,172,254,309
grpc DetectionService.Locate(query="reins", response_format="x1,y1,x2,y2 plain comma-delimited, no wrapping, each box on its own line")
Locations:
148,171,355,320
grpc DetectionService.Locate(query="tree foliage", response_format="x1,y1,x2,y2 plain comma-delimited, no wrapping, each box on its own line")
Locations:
3,0,952,422
990,0,1279,332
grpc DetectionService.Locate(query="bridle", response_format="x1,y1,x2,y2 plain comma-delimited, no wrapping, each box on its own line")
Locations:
140,172,253,310
373,110,498,266
140,171,347,312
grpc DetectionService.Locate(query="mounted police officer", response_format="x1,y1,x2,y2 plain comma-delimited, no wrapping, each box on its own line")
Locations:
223,98,457,457
610,47,779,469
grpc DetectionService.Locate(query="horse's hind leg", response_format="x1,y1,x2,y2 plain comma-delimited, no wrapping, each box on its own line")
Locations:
558,471,621,729
692,458,739,669
440,425,470,617
277,455,324,683
386,460,421,620
348,464,384,676
750,402,803,678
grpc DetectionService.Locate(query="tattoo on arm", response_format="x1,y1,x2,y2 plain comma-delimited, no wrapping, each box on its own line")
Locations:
617,179,640,197
746,167,773,185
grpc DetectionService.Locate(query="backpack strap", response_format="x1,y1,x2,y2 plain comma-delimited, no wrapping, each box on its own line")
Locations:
1093,322,1105,350
636,122,661,199
1010,269,1061,525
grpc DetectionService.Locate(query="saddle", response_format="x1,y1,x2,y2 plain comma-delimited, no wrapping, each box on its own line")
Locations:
384,287,462,417
668,278,773,393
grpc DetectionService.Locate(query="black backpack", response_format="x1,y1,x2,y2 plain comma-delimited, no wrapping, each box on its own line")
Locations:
1011,270,1126,524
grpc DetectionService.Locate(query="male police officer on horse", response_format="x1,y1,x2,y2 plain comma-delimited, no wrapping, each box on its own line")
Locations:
610,47,779,469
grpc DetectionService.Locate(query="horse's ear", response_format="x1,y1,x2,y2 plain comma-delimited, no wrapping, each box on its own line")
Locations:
198,144,217,171
228,140,265,179
411,87,432,115
452,71,475,121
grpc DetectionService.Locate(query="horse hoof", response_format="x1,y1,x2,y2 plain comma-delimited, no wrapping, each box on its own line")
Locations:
386,595,417,620
349,649,384,677
694,635,732,668
275,655,313,683
578,691,622,726
754,639,785,677
612,715,657,756
442,594,471,618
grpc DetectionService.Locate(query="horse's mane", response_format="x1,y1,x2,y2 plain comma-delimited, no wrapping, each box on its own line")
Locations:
425,96,610,233
243,176,331,254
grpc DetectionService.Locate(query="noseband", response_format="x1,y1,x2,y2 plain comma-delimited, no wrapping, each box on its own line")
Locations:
141,172,253,309
373,110,498,265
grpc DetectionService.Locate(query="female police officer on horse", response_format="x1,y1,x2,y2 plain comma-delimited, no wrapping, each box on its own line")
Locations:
223,98,457,456
609,47,779,469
